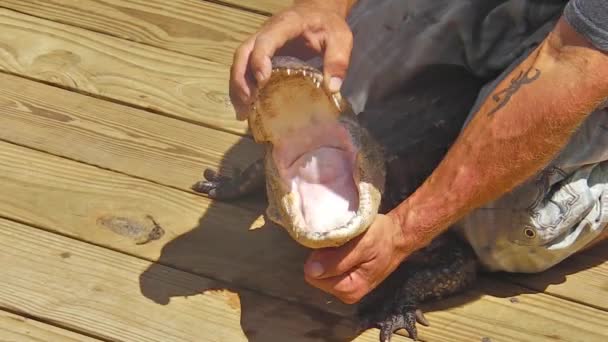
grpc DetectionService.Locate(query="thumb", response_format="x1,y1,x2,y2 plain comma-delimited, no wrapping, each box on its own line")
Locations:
304,239,364,280
322,26,353,93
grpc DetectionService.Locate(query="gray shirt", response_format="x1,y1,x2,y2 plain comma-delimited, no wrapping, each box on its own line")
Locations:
565,0,608,51
342,0,607,114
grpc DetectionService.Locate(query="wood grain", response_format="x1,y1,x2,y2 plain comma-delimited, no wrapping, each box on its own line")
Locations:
1,140,607,341
0,8,248,134
506,253,608,311
215,0,289,15
0,218,398,342
0,310,100,342
0,0,265,65
414,277,608,342
0,72,263,196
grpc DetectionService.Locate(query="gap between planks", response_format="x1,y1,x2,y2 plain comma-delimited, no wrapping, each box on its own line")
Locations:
203,0,279,16
0,309,104,342
208,0,289,15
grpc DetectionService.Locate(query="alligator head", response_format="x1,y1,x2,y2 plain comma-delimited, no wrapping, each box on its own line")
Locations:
246,56,386,249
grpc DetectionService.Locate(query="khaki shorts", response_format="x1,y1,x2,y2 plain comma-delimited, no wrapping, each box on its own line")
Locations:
339,0,608,272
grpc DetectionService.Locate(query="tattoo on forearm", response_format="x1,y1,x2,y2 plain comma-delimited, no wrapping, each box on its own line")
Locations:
487,66,541,116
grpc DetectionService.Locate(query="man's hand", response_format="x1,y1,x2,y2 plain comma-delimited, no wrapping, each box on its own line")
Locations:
230,0,355,120
303,213,414,304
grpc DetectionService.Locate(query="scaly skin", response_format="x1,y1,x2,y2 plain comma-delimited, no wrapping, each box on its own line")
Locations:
194,57,479,341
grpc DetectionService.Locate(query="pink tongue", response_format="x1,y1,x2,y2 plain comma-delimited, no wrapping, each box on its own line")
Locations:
289,147,359,234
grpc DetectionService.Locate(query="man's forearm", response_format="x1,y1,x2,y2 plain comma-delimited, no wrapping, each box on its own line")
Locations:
391,17,608,246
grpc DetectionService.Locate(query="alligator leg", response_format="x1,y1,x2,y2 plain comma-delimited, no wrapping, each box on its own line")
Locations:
192,158,265,200
357,234,477,341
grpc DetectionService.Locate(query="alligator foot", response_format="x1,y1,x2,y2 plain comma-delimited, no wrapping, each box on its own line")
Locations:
360,301,430,341
378,306,429,341
358,290,430,341
192,158,265,200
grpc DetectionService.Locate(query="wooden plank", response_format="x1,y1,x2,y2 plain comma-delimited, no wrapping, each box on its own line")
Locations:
414,277,608,342
1,140,608,341
505,243,608,311
0,310,100,342
0,8,248,135
0,72,263,198
0,0,265,65
0,218,398,342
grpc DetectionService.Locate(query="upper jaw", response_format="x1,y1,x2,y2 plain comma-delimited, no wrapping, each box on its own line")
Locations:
269,56,347,112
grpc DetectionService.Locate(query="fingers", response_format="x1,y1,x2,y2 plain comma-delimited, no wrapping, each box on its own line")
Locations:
304,237,368,280
249,12,304,86
229,6,353,120
322,22,353,93
230,37,256,120
302,214,411,304
230,12,304,120
303,236,374,304
305,268,371,304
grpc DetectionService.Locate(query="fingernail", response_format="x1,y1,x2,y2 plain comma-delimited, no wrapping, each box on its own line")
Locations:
255,71,266,84
329,77,342,93
232,101,248,121
255,58,272,85
307,261,324,278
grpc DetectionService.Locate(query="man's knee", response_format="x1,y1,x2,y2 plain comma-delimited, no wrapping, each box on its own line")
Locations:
457,162,608,273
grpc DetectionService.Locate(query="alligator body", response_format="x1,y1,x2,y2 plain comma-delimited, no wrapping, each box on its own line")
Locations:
194,57,481,341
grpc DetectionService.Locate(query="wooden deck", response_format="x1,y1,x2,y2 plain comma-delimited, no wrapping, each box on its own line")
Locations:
0,1,606,341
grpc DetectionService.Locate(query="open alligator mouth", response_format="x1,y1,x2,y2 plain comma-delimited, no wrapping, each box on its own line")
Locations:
248,57,385,249
274,121,360,238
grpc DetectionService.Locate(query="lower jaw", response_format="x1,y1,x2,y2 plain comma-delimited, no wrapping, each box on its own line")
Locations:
282,194,376,249
285,218,369,249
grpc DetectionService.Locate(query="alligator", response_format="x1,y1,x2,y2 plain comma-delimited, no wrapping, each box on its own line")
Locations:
193,56,481,341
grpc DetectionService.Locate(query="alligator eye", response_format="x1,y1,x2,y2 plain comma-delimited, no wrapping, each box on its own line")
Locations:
524,228,536,239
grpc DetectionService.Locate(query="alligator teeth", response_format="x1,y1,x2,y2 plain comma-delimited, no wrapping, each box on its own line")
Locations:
331,93,342,110
269,67,328,91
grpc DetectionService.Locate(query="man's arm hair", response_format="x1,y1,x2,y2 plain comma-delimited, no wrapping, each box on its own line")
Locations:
390,16,608,247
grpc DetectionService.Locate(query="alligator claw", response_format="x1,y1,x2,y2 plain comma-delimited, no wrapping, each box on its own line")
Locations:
370,307,429,342
192,159,265,200
191,168,229,198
